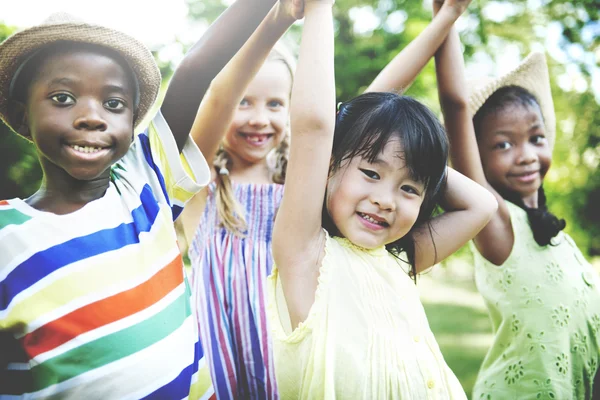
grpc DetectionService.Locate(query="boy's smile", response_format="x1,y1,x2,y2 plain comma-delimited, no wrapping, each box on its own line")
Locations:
23,49,135,184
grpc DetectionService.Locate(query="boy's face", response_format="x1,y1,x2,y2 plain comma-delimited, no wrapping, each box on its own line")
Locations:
22,49,135,182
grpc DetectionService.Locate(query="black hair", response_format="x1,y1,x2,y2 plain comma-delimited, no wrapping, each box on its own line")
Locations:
473,85,565,246
10,41,138,115
323,92,449,278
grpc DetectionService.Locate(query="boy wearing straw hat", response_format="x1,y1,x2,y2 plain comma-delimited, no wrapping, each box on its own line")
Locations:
434,9,600,399
0,0,279,398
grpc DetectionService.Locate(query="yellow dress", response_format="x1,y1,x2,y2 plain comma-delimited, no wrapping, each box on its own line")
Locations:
267,231,467,399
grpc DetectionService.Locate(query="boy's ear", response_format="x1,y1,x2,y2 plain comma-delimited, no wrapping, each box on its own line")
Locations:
7,100,31,139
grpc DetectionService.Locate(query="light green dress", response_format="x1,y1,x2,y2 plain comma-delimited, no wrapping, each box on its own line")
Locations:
268,231,467,399
471,201,600,399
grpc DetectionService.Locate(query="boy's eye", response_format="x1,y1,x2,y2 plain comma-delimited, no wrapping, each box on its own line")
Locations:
105,99,125,110
240,99,250,106
360,168,380,180
50,93,75,105
494,141,512,150
401,185,420,196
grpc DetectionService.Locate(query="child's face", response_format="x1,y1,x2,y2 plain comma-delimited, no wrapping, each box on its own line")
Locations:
326,138,425,249
22,49,135,182
223,60,291,166
478,103,551,206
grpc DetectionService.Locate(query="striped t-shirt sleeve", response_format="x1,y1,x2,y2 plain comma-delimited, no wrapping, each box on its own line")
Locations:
125,110,211,220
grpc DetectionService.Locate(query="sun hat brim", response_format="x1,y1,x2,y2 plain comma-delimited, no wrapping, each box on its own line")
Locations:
468,51,556,150
0,13,161,135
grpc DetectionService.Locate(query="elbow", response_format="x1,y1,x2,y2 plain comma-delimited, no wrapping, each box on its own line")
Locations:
291,114,335,138
480,188,499,224
439,95,469,114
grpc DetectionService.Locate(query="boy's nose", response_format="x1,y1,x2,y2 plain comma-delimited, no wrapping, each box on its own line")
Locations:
73,102,107,131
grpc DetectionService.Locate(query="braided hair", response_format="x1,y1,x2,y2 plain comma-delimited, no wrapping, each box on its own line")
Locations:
214,44,295,235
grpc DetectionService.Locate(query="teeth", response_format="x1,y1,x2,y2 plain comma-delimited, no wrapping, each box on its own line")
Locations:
70,145,103,154
360,213,384,225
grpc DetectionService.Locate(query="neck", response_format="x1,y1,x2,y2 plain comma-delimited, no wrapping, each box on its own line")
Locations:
227,153,273,184
522,192,538,208
26,166,111,215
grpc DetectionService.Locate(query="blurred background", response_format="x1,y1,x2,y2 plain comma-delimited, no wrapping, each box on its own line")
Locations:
1,0,598,396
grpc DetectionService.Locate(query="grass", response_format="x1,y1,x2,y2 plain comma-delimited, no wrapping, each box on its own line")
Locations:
418,262,493,399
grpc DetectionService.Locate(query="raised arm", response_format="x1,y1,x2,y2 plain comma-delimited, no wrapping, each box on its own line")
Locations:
412,168,497,273
161,0,277,150
366,0,472,93
190,0,301,166
272,0,335,327
433,1,513,265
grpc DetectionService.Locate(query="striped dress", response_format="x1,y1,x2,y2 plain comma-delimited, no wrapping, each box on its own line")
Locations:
0,112,214,399
189,181,284,399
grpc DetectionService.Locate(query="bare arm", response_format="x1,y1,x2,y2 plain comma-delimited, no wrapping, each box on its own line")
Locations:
412,168,497,273
190,1,300,166
366,0,472,93
434,2,513,265
161,0,277,151
272,1,335,328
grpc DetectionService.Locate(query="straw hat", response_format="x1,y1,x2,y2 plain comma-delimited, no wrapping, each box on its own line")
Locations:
0,13,161,135
468,52,556,150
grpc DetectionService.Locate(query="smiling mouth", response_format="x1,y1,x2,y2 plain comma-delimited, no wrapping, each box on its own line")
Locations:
357,212,389,227
510,171,539,183
239,133,273,145
68,144,109,154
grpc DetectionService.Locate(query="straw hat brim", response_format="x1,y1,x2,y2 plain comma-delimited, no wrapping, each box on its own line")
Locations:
468,52,556,150
0,17,161,135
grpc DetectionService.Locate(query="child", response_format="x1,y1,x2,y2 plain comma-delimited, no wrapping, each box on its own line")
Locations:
267,0,497,397
434,4,600,398
178,1,302,397
0,0,278,397
178,0,474,396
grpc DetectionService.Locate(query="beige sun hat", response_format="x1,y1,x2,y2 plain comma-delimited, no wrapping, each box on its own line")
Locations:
468,51,556,150
0,12,161,135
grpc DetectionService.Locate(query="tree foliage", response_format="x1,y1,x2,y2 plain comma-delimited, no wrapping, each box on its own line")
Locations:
0,0,598,255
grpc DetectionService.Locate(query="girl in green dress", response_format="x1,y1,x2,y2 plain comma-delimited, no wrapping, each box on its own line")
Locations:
433,1,600,397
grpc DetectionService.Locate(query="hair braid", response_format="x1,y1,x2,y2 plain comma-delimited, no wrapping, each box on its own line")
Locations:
214,147,247,235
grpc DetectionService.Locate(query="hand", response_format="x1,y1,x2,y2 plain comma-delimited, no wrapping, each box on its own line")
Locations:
433,0,472,17
279,0,305,21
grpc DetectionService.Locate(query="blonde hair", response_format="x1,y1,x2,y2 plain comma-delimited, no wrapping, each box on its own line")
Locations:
215,44,295,235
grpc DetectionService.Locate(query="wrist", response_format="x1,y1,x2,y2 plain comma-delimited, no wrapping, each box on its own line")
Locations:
272,3,297,27
438,4,462,20
304,2,333,12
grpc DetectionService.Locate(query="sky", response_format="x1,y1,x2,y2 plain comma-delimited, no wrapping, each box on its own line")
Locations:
1,0,196,49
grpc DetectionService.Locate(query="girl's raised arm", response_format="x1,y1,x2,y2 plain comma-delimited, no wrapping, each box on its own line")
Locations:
434,3,513,265
412,168,497,273
272,0,335,325
366,0,472,93
162,0,277,150
178,0,301,247
190,1,301,167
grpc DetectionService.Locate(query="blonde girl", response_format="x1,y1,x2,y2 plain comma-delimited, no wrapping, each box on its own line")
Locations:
178,0,302,397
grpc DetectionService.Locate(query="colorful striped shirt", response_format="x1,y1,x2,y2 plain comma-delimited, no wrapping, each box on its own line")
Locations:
188,182,283,399
0,112,214,399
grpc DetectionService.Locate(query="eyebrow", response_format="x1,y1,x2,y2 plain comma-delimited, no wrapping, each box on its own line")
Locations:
47,78,130,96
